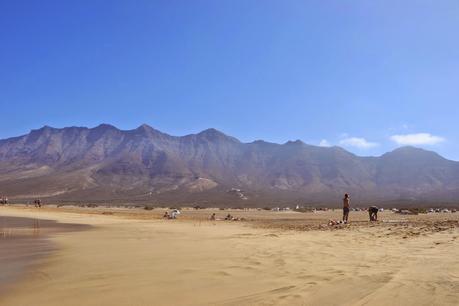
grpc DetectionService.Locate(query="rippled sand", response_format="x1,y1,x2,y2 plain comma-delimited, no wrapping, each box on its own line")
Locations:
0,206,458,306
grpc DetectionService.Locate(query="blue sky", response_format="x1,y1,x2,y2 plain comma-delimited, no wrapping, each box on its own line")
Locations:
1,0,458,160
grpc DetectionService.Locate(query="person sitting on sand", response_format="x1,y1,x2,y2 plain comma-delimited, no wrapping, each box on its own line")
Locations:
210,213,216,221
163,211,170,219
170,209,180,219
343,193,350,223
225,214,232,221
369,206,379,221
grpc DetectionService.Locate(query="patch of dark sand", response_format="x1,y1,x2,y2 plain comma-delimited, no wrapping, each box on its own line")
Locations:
0,216,90,296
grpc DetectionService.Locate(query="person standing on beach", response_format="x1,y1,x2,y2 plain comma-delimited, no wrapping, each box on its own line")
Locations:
343,193,350,223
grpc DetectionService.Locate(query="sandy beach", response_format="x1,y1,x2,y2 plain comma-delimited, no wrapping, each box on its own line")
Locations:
0,206,458,306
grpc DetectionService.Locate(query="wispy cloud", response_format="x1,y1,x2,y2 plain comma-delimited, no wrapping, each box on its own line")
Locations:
339,137,379,149
390,133,445,145
319,139,331,147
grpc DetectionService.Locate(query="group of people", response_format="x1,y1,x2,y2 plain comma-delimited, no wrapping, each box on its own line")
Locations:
224,213,242,221
208,213,242,221
34,199,42,208
342,193,379,223
162,212,241,221
161,194,377,223
0,197,43,207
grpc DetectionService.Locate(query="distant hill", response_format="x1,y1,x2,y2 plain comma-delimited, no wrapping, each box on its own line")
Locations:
1,124,458,207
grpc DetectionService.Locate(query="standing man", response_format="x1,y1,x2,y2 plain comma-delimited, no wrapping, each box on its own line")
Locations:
343,193,350,223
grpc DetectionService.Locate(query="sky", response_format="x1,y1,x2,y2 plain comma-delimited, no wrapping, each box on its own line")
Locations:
1,0,458,160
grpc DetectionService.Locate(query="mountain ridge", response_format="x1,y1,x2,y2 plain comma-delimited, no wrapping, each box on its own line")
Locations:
1,124,451,159
0,124,458,207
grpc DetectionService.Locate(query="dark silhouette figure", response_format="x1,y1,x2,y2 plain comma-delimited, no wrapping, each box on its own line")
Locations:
343,193,350,223
369,206,379,221
34,199,42,208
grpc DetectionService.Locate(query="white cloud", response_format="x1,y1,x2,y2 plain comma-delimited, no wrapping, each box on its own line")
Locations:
319,139,331,147
390,133,445,145
339,137,379,149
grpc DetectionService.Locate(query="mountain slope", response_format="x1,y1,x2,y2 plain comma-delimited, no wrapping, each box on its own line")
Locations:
0,124,458,206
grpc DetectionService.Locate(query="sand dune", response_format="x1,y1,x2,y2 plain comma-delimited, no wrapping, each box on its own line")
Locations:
0,207,458,306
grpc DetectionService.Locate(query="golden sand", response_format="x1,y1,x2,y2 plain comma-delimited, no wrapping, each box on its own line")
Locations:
0,206,458,306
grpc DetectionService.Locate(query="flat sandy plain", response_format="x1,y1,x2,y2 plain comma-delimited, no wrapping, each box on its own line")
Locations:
0,205,458,306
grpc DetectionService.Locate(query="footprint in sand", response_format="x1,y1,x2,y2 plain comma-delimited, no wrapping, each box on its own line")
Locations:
269,285,296,293
274,258,286,266
214,271,231,277
227,265,257,271
180,268,197,274
248,259,262,265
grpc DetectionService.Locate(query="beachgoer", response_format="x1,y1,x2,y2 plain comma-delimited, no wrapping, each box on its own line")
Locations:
170,209,179,219
163,211,170,219
225,214,232,221
369,206,379,221
343,193,350,223
34,199,42,208
210,213,216,221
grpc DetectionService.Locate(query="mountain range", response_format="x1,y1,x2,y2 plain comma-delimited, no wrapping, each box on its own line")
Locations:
1,124,458,207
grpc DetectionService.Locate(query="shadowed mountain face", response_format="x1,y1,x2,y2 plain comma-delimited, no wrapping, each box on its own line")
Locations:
0,124,458,206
